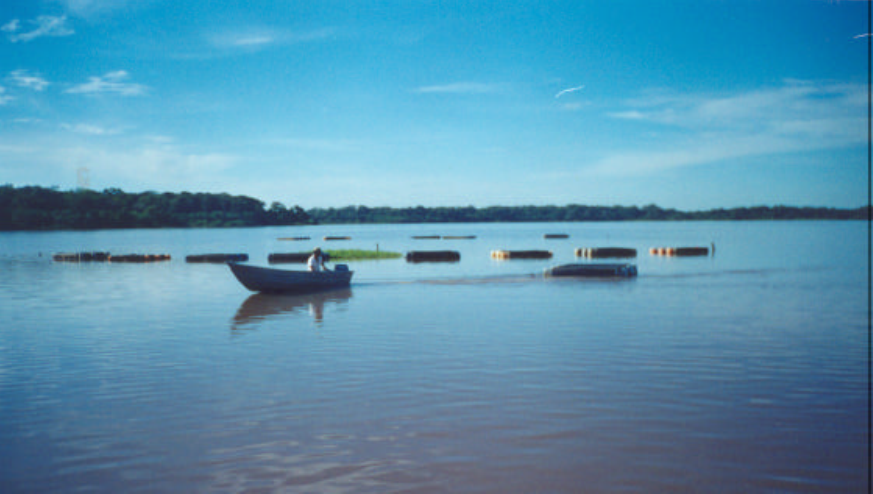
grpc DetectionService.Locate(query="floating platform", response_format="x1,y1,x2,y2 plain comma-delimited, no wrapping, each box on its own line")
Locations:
186,253,249,263
323,236,351,241
412,235,441,240
491,250,553,260
544,263,638,278
108,254,171,263
269,252,331,264
649,247,710,257
544,234,570,239
405,250,461,263
52,252,110,262
277,237,310,241
576,247,638,259
442,235,476,240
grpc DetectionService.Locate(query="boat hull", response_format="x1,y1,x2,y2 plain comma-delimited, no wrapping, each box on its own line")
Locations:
228,262,353,293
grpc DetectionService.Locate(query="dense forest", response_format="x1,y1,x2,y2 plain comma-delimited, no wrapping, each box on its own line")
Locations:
0,185,309,230
307,204,869,224
0,185,867,231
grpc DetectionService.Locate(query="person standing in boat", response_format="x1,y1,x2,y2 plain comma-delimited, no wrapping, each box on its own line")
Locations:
307,247,328,272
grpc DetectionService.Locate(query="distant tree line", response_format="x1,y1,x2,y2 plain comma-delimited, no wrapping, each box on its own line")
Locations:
307,204,869,224
0,185,310,230
1,185,867,231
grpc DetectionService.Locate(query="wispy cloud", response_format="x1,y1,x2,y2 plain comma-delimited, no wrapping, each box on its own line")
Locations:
63,145,239,191
57,0,136,18
415,82,503,95
555,85,584,99
3,15,74,43
207,27,336,50
9,70,49,91
0,86,12,105
593,80,865,175
61,123,122,136
66,70,147,96
268,137,368,153
210,30,278,49
1,19,20,33
0,130,238,192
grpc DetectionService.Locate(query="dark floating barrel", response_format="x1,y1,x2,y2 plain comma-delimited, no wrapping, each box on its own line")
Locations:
186,253,249,263
412,235,441,240
650,246,710,257
53,252,110,262
405,250,461,263
268,252,331,264
575,247,637,259
491,250,553,260
674,247,710,256
268,253,308,263
323,236,351,241
544,234,570,239
108,254,171,263
544,263,638,278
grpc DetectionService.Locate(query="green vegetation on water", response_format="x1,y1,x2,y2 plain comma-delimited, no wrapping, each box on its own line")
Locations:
324,249,402,261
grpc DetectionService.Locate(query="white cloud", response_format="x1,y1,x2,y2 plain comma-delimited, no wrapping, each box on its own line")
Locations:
0,86,12,105
559,101,591,112
66,70,147,96
268,137,368,153
555,85,584,99
5,15,73,43
415,82,503,94
207,27,336,50
231,35,274,47
61,123,122,135
593,80,866,175
210,30,277,48
1,19,20,33
9,70,49,91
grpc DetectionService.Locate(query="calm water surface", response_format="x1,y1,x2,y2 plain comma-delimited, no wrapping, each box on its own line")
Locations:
0,221,867,493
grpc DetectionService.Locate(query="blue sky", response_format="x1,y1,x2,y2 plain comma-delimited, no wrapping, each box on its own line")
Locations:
0,0,868,210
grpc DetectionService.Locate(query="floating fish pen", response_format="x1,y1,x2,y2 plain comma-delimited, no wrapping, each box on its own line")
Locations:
649,246,710,257
108,254,171,263
323,236,351,241
277,237,310,241
52,252,110,262
405,250,461,263
442,235,476,240
268,252,331,264
544,234,570,239
491,250,553,260
412,235,441,240
544,263,638,278
186,253,249,263
575,247,638,259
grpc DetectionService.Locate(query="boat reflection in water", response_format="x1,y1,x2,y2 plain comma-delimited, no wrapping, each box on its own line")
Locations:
232,288,353,329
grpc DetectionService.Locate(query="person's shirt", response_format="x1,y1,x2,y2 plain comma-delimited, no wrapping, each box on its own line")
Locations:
307,253,323,272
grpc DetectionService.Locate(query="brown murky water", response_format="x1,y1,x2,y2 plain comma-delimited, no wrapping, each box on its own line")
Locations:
0,221,866,492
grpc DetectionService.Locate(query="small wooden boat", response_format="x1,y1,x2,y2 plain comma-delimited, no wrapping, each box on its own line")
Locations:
228,262,353,293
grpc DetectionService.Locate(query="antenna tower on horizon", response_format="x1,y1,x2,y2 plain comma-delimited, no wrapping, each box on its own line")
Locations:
77,167,91,190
